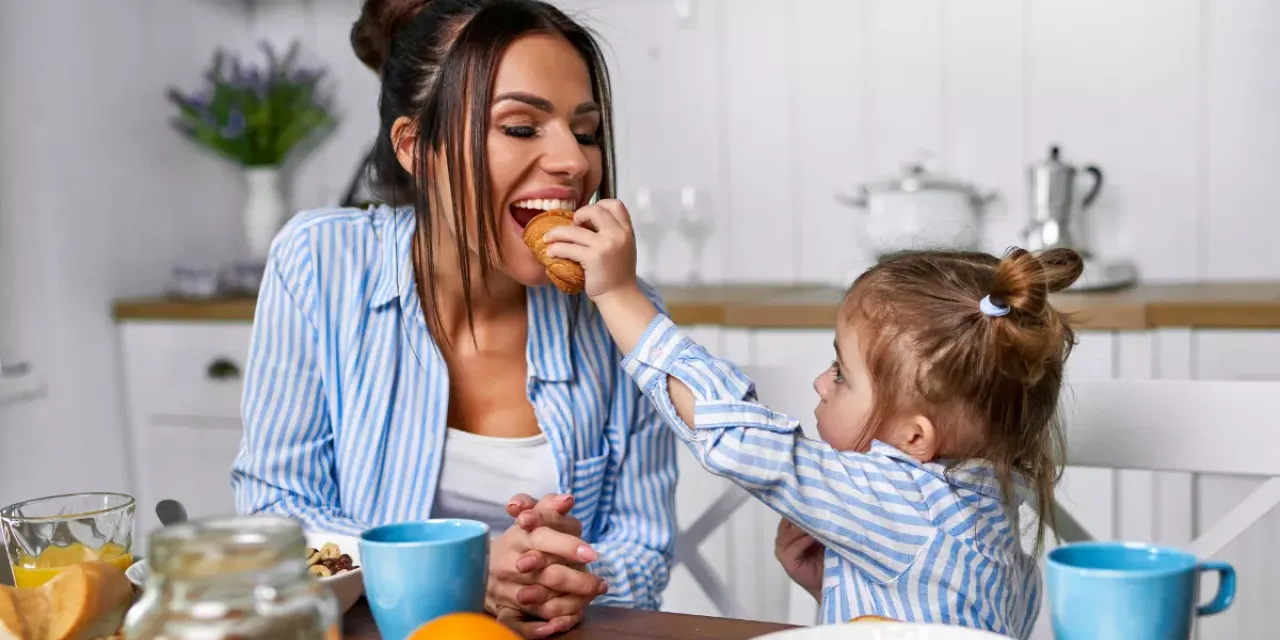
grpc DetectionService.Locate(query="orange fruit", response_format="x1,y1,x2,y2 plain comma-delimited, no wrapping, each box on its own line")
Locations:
408,612,521,640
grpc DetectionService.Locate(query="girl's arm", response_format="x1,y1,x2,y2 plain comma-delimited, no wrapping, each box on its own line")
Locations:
595,288,937,583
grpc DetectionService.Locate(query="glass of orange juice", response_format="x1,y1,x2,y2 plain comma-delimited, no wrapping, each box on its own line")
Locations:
0,492,136,588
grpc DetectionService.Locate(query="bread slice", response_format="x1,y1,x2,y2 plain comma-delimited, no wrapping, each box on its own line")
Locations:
41,562,132,640
0,562,131,640
0,585,35,640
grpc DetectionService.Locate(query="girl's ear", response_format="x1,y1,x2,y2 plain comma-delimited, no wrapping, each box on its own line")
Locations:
885,414,939,463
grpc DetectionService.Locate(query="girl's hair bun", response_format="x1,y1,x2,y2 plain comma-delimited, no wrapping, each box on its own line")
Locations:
990,247,1084,317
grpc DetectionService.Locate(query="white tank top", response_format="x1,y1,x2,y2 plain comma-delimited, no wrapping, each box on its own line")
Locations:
432,427,561,538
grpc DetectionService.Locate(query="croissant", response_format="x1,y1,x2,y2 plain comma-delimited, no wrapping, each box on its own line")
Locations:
522,209,585,294
849,615,900,623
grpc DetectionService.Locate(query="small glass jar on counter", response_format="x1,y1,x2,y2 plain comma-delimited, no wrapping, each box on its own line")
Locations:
124,515,339,640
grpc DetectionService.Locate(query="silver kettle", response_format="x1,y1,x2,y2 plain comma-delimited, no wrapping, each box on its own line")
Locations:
1024,145,1103,254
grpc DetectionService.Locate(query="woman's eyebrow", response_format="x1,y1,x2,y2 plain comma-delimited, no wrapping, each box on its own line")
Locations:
493,91,600,115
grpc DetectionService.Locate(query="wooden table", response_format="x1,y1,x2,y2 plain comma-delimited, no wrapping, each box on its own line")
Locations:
342,600,798,639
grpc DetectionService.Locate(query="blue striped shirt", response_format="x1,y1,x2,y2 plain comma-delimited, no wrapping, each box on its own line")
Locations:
623,315,1040,638
230,205,679,610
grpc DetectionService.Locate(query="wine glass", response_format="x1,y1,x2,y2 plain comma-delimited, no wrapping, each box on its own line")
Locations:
677,186,715,283
629,187,668,282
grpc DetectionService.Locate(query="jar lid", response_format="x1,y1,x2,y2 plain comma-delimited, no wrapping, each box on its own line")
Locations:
148,515,306,580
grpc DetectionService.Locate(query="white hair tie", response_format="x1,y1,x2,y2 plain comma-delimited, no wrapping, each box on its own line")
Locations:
979,295,1009,317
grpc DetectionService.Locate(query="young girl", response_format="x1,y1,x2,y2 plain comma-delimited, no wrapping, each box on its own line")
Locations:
544,200,1082,638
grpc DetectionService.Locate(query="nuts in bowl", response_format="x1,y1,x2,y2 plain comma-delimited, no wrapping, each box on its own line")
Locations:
306,542,359,577
302,532,364,613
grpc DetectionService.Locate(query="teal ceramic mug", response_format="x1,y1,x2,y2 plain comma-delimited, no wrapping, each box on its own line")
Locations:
359,519,490,639
1046,541,1235,640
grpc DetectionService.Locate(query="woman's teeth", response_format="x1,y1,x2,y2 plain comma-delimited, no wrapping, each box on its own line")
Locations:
511,198,576,211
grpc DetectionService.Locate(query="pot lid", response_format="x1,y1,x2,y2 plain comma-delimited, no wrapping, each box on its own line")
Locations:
860,161,984,196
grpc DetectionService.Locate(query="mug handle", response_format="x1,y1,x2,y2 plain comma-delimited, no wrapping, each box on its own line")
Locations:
1196,561,1236,616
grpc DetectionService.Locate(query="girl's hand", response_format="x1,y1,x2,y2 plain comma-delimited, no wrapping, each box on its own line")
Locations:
487,494,607,638
774,518,825,602
542,199,639,302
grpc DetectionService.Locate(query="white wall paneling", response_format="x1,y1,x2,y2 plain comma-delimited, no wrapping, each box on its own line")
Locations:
940,0,1025,256
716,0,796,284
1204,2,1280,279
792,0,867,283
1024,0,1203,281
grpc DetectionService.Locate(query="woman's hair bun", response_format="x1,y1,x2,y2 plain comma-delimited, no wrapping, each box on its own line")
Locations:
989,247,1085,316
351,0,432,72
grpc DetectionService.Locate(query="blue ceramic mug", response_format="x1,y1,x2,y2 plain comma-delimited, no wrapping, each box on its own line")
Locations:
1047,541,1235,640
359,519,490,639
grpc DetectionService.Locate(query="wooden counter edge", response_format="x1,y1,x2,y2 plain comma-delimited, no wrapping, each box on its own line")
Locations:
113,283,1280,331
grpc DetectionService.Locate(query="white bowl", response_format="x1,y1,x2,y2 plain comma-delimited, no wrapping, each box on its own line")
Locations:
754,623,1012,640
124,531,364,613
304,531,364,613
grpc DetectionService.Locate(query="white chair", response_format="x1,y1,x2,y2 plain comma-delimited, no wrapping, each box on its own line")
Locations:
1053,380,1280,558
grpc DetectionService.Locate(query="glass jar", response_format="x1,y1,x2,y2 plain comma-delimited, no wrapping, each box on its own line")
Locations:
123,515,339,640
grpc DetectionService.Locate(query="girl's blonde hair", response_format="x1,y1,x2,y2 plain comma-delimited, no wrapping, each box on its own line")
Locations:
844,247,1083,553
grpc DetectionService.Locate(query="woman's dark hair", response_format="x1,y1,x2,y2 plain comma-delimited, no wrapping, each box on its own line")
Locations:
351,0,615,341
844,247,1084,556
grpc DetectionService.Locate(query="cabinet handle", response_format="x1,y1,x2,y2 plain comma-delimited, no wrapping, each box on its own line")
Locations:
0,357,31,377
206,358,241,380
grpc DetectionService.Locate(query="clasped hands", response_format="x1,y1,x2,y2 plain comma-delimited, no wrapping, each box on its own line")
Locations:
486,493,608,638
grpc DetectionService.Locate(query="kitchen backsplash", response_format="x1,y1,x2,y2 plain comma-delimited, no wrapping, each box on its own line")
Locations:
276,0,1277,286
6,0,1278,296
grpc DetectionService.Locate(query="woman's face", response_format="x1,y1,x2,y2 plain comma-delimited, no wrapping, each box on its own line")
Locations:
412,31,604,287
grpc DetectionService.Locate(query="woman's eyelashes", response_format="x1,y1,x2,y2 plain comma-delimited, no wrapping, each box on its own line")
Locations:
499,123,599,145
501,124,537,138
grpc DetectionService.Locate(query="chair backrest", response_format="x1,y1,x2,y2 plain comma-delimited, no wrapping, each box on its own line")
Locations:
1057,379,1280,561
1063,379,1280,477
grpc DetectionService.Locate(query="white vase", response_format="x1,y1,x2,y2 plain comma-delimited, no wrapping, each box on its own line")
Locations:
242,166,290,262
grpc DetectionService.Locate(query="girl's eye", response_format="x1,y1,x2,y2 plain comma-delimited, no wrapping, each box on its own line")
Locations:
502,125,537,138
830,360,844,383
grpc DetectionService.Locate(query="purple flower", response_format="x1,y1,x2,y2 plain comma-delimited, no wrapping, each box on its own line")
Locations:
220,108,246,139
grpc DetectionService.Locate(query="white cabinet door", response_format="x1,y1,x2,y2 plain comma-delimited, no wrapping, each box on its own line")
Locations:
135,420,243,546
119,322,252,552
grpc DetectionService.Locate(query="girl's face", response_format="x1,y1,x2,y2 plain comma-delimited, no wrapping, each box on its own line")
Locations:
411,31,604,287
812,323,877,451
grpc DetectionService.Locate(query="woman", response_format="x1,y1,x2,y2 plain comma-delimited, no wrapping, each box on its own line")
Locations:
230,1,677,636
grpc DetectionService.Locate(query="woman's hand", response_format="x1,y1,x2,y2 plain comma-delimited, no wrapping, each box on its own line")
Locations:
487,494,608,638
775,518,825,602
542,199,639,302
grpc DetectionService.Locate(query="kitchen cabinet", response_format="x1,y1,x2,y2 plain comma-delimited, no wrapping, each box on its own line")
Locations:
118,322,251,551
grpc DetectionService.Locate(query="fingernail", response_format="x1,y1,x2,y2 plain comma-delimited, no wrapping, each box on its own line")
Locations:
577,545,597,562
517,556,536,572
535,624,554,636
597,581,609,595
